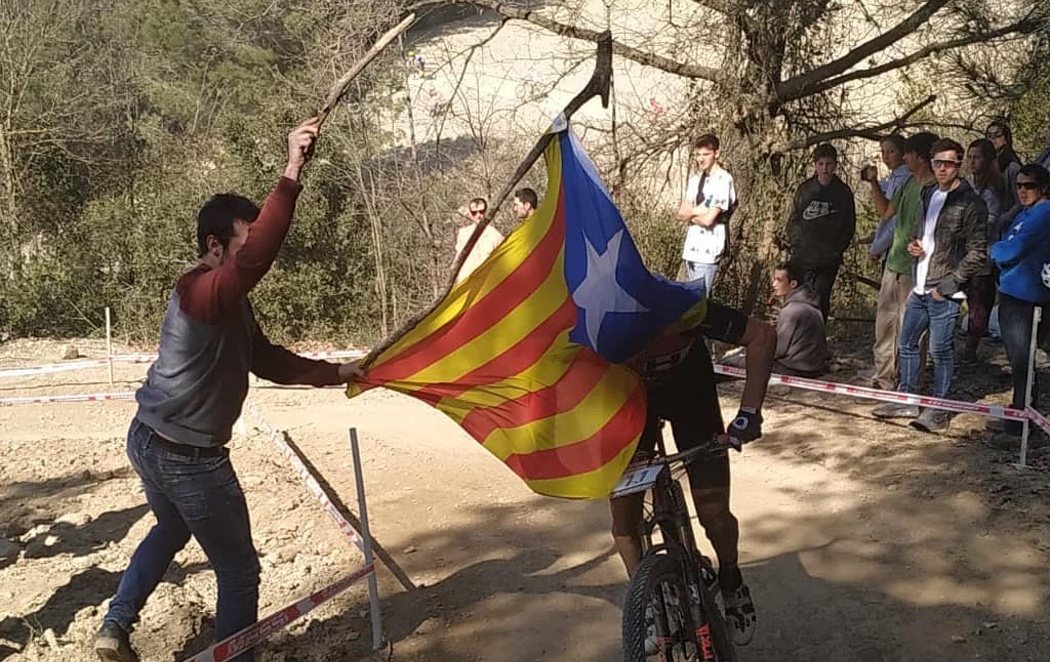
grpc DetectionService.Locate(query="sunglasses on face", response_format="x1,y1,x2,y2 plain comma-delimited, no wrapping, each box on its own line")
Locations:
1016,181,1041,191
932,159,962,169
469,209,486,216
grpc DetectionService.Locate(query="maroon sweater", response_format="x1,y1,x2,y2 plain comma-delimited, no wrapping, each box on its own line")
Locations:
135,177,341,447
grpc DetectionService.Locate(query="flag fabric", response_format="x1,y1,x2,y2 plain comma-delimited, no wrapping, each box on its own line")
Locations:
347,121,708,499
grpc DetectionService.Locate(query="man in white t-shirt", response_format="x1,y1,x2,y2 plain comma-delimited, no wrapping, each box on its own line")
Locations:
872,138,988,432
676,133,737,291
453,197,505,284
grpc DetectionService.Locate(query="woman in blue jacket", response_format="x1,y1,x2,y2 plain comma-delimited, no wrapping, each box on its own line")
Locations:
990,164,1050,442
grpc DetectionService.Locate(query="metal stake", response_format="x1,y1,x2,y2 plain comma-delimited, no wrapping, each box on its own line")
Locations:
349,427,384,650
105,307,114,385
1018,307,1041,468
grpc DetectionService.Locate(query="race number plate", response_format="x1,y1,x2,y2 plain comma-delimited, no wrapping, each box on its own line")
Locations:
611,464,663,498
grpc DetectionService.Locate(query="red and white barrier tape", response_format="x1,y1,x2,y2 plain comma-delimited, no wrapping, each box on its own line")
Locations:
243,402,366,552
0,391,136,406
1025,406,1050,436
0,350,364,379
180,562,374,662
713,364,1030,422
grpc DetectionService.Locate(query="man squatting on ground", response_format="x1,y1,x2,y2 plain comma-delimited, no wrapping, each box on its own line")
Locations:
94,118,365,662
612,302,776,646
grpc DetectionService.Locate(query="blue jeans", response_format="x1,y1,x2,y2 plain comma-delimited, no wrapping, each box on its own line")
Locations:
106,419,260,661
998,294,1048,435
898,293,961,398
685,261,719,292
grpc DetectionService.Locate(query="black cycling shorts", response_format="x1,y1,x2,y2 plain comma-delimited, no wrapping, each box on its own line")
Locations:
636,341,728,489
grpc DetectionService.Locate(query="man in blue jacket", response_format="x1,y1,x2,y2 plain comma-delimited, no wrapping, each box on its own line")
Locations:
989,164,1050,447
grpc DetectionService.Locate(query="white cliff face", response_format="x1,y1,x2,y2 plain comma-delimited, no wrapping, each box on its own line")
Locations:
388,0,1027,200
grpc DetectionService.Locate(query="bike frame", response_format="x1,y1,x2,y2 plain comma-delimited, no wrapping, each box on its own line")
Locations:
631,436,726,660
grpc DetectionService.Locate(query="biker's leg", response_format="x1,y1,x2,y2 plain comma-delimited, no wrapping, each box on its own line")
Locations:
610,493,644,576
689,456,756,646
690,485,741,590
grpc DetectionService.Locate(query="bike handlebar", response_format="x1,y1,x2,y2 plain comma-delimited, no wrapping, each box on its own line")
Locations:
636,434,731,470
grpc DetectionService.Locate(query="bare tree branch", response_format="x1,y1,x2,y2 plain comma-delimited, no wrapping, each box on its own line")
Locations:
780,16,1042,102
777,0,951,101
773,94,937,152
422,0,722,81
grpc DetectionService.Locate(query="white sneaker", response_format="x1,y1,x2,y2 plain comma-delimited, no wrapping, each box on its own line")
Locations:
722,582,757,646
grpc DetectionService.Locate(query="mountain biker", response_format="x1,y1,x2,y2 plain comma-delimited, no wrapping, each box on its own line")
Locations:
613,301,775,646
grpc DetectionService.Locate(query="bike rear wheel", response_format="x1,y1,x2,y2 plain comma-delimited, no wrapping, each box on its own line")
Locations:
622,553,700,662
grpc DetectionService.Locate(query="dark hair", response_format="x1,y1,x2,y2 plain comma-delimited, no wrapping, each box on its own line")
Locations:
931,138,965,162
1018,163,1050,196
812,143,837,162
966,139,1004,193
903,131,939,163
881,134,906,153
774,261,802,284
985,118,1013,146
515,187,538,209
469,197,487,210
196,194,260,257
693,133,720,151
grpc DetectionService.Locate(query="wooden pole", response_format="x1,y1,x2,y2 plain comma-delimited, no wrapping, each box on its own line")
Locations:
316,14,416,128
105,307,114,385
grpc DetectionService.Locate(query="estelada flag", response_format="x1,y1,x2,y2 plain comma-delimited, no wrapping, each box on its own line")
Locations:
348,121,707,498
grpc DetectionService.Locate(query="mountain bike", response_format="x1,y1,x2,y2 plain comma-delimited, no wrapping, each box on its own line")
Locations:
615,435,737,662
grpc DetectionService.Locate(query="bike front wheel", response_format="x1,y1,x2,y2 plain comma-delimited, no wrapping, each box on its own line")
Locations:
693,555,737,662
622,553,700,662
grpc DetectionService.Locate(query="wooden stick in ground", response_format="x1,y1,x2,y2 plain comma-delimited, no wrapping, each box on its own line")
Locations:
316,14,417,127
361,31,614,369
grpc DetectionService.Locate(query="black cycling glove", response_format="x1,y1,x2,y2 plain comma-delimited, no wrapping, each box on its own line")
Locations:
727,407,762,451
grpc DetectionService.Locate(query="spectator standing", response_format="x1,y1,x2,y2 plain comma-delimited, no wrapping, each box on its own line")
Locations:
863,135,911,261
453,197,505,284
512,187,539,220
864,132,938,390
988,164,1050,447
676,133,737,291
986,119,1023,209
1033,119,1050,171
960,138,1007,362
770,262,831,377
784,143,856,321
873,139,988,432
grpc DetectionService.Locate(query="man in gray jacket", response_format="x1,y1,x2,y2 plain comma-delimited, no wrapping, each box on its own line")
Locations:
771,262,831,377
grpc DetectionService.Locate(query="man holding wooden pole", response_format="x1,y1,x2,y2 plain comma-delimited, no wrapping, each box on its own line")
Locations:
94,119,364,662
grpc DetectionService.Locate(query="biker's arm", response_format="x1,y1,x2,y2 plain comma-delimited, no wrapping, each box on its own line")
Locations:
736,316,775,411
696,302,774,412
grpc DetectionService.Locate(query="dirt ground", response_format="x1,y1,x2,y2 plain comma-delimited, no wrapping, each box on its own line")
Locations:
1,332,1049,662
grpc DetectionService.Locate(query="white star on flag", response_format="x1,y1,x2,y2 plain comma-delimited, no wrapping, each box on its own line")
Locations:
571,229,649,348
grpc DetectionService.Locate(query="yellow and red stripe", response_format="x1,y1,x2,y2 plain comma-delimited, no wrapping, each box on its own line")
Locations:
347,138,644,498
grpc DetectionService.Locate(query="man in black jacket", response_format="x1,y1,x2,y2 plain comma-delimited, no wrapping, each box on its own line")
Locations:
873,138,989,432
783,143,856,321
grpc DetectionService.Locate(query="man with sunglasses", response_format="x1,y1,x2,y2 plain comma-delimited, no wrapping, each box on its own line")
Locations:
988,164,1050,448
453,197,505,284
877,138,988,432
